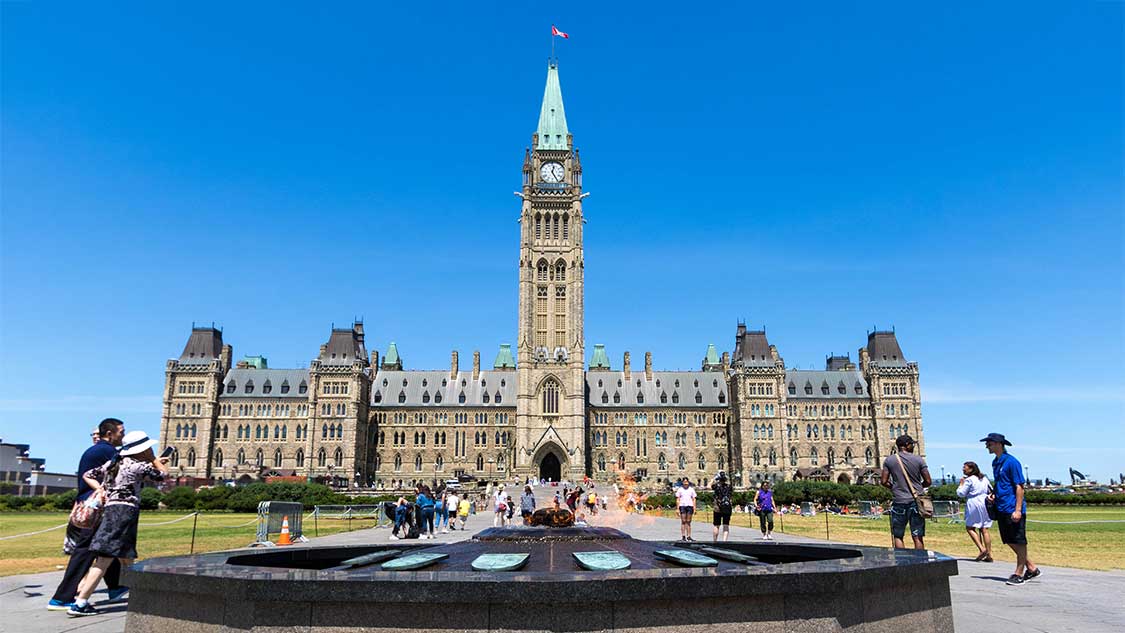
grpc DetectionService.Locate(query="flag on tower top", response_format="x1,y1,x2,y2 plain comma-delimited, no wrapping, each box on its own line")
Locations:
552,25,569,39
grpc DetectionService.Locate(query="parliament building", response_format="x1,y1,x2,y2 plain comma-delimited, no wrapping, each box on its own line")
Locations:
159,63,924,490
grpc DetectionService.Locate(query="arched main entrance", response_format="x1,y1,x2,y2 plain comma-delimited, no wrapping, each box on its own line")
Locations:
539,452,562,482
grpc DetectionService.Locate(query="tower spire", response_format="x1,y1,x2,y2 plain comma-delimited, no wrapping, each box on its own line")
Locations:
535,62,569,150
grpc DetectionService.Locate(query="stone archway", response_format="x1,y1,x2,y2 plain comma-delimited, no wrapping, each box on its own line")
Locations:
539,453,561,482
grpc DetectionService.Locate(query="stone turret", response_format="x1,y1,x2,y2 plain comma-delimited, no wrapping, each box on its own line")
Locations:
644,352,653,381
451,350,459,378
623,351,631,381
472,351,481,381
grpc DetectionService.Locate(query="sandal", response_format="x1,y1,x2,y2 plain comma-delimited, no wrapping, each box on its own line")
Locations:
974,551,987,562
982,556,993,562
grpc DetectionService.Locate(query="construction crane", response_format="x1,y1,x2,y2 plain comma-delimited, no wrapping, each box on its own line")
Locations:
1069,467,1088,485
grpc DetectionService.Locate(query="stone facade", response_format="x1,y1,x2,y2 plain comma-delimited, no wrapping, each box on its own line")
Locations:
158,62,924,489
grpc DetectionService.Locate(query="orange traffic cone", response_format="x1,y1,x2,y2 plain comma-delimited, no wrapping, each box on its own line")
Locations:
277,515,293,546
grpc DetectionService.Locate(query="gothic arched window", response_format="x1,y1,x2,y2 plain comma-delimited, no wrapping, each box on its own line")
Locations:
296,449,305,468
541,379,560,414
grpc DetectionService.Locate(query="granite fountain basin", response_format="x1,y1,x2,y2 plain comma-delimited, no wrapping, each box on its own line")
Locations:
121,526,957,632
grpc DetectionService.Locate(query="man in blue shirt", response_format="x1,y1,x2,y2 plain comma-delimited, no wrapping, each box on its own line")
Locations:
48,418,128,610
982,432,1041,586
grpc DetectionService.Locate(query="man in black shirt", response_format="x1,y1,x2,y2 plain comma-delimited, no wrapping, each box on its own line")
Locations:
710,471,734,542
48,418,127,610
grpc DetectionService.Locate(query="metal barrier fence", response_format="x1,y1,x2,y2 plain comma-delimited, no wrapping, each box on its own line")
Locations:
252,501,307,547
311,504,388,536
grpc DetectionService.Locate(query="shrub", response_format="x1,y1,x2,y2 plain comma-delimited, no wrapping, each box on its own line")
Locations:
163,486,197,510
139,487,164,510
194,485,235,511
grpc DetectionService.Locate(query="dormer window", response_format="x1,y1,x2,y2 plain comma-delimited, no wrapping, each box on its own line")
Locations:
602,392,609,404
693,380,699,388
500,379,506,387
854,382,864,394
435,392,443,403
281,381,290,394
422,391,430,403
245,381,254,394
788,382,796,395
226,381,236,394
718,391,726,404
617,379,622,387
695,391,703,404
838,381,846,394
461,379,467,387
482,392,490,404
598,379,603,388
713,379,718,388
398,391,406,404
442,378,448,387
402,378,408,387
613,391,621,404
422,378,428,387
804,382,813,395
494,391,502,404
660,391,668,403
263,381,272,394
675,379,681,388
299,381,307,394
672,392,680,404
382,379,388,387
636,392,644,404
458,391,466,404
373,391,382,403
821,382,830,395
635,379,641,388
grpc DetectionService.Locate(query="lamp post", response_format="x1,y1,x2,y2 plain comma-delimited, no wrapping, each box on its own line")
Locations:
940,465,945,485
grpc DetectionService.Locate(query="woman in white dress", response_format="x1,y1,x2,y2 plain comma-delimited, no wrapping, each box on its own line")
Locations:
957,461,993,562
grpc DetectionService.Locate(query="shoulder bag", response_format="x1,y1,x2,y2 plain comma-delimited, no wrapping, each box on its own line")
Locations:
894,452,934,518
69,489,106,530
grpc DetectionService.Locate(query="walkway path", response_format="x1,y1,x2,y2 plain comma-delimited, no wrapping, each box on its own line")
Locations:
4,488,1124,632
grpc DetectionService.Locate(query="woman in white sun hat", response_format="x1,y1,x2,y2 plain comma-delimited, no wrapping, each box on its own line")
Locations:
67,430,169,617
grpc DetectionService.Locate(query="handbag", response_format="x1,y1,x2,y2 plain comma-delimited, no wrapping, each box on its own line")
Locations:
985,480,998,520
894,452,934,518
68,490,106,530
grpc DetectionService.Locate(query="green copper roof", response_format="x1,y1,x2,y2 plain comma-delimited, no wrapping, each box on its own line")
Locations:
384,342,400,365
704,344,720,365
536,62,569,150
493,344,515,369
241,355,268,369
590,344,610,369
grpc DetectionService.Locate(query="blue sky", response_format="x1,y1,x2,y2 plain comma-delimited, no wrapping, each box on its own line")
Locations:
2,3,1122,484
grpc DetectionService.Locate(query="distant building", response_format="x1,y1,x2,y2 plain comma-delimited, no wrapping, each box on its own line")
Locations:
159,62,924,490
0,440,78,495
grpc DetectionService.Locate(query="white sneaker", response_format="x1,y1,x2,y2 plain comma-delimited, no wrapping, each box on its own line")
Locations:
389,535,399,540
442,529,448,534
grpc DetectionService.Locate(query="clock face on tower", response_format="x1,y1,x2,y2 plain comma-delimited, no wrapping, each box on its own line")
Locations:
539,162,564,183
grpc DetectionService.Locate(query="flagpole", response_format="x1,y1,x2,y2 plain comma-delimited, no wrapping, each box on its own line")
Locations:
551,27,555,63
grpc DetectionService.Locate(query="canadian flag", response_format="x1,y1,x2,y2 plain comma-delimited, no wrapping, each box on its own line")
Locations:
551,25,569,39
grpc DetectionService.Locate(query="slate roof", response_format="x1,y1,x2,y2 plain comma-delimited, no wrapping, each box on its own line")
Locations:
220,369,309,399
586,371,729,408
867,331,907,367
784,369,868,400
372,370,517,408
733,325,773,367
320,328,366,366
178,327,223,364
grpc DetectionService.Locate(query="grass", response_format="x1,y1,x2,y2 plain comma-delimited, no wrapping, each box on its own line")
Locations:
0,511,383,577
649,505,1125,572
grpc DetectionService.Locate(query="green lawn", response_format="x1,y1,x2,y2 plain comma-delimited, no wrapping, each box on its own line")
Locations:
0,511,382,577
649,505,1125,572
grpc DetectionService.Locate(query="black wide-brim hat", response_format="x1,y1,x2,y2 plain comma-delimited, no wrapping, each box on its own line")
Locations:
980,432,1012,446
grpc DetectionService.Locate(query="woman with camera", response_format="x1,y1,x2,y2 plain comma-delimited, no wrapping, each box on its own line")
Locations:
67,431,169,617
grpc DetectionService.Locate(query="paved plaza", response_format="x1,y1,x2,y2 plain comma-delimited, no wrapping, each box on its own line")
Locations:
4,495,1124,633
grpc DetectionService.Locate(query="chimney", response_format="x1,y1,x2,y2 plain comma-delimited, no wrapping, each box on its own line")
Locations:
371,350,379,369
623,351,631,381
769,345,779,362
220,345,232,372
472,351,481,381
451,350,459,379
353,321,364,341
644,352,653,381
320,344,328,357
721,352,730,373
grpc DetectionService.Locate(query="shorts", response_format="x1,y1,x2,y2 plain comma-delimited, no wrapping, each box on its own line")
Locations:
679,506,694,519
889,502,925,540
521,510,532,518
90,504,140,559
712,510,731,526
996,512,1028,545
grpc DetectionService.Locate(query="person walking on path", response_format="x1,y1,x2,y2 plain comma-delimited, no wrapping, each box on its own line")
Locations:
675,477,697,541
520,486,536,524
753,481,776,540
444,490,459,532
957,461,993,562
710,472,733,542
982,433,1041,585
881,434,931,549
457,495,471,530
67,430,169,617
434,488,447,534
49,418,128,611
493,484,508,527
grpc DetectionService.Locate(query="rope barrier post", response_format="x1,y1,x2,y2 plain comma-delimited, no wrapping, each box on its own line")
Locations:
314,508,319,537
779,508,784,533
190,513,198,554
825,508,830,540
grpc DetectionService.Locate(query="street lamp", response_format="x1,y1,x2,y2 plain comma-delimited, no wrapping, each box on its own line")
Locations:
940,465,945,485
